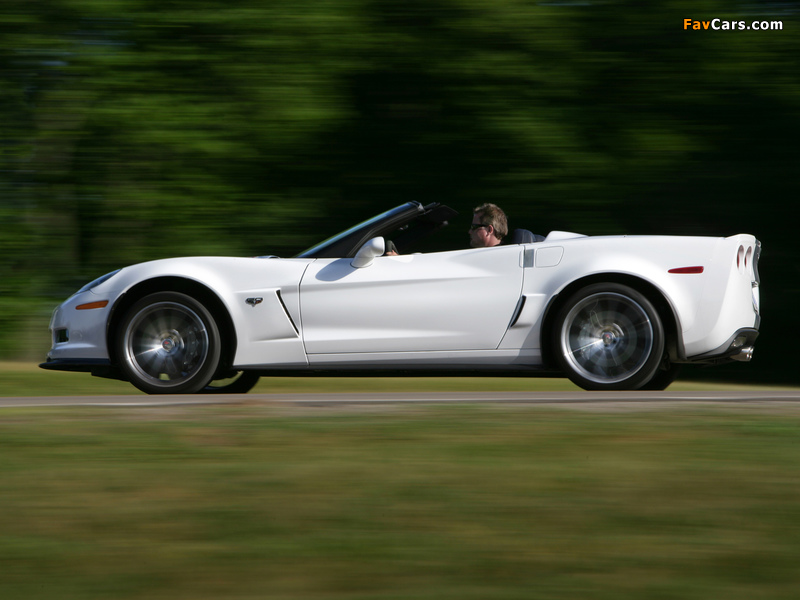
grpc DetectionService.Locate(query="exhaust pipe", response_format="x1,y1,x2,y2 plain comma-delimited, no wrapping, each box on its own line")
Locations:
731,347,754,362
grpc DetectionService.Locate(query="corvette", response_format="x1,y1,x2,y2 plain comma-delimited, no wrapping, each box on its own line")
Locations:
41,202,761,393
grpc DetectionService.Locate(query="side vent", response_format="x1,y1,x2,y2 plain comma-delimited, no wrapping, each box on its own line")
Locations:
275,290,299,334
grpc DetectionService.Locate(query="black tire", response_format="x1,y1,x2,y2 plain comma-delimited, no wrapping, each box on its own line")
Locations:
552,283,665,391
202,370,261,394
116,292,222,394
640,363,682,391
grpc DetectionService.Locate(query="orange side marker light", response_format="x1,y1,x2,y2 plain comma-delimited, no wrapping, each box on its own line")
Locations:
76,300,109,310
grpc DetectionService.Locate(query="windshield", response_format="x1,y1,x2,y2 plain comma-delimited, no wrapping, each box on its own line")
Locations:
295,203,424,258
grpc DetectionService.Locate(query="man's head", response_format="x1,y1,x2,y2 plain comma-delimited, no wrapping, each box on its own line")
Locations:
469,203,508,248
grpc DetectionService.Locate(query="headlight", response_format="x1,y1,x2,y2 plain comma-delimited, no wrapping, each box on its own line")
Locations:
76,269,121,294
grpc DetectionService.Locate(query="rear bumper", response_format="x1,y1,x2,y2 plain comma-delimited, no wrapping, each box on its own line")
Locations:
688,328,759,365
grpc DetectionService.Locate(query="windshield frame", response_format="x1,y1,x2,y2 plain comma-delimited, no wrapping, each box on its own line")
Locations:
295,202,426,259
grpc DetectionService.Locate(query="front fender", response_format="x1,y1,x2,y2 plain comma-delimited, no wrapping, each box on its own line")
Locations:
93,256,315,368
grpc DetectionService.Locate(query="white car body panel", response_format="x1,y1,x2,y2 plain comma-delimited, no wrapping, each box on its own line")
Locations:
495,234,759,359
299,245,524,356
49,256,316,368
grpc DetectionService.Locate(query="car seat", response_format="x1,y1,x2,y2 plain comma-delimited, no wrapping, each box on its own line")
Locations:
509,229,546,244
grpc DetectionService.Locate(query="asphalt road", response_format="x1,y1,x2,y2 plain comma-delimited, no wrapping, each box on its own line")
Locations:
2,390,800,409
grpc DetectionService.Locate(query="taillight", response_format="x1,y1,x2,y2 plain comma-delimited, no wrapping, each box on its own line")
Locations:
753,240,761,285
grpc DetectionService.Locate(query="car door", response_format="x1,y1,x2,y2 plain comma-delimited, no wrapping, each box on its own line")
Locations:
298,244,524,356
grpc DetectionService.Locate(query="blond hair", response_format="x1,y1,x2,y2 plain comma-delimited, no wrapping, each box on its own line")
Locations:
473,203,508,240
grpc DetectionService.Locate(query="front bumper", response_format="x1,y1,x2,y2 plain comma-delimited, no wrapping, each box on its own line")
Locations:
43,290,113,363
39,357,123,380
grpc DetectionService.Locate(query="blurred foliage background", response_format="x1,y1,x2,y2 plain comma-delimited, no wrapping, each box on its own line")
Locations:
1,0,796,382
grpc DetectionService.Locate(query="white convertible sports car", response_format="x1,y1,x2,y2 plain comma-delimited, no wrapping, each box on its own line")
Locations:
41,202,761,393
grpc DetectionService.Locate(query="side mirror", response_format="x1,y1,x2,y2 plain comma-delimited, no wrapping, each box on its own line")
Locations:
351,237,386,268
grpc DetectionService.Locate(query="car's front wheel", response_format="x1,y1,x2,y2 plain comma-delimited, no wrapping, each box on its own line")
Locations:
117,292,222,394
552,283,665,391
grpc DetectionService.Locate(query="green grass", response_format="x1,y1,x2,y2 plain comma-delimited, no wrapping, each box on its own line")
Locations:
1,404,800,599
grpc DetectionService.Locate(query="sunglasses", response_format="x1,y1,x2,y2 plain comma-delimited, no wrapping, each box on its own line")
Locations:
469,223,487,231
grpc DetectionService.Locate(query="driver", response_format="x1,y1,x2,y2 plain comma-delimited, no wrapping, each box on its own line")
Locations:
469,203,507,247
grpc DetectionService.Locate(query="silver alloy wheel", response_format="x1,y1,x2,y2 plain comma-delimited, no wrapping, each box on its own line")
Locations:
560,291,654,385
123,301,210,389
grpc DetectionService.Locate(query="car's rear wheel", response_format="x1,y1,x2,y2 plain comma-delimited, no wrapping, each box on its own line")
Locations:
117,292,221,394
640,363,681,391
552,283,665,391
202,370,260,394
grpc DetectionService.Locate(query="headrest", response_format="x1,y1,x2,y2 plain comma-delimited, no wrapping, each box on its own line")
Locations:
510,229,545,244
